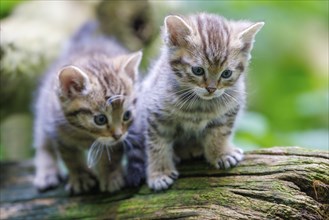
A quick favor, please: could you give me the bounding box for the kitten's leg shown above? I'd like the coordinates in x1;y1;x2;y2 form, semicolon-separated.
96;146;125;193
146;131;178;191
58;146;98;195
203;123;244;169
34;138;62;192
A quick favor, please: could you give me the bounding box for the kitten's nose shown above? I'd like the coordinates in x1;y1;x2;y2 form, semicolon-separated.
113;133;122;141
206;87;216;94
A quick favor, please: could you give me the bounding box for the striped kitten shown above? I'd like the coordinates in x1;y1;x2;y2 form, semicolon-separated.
33;23;142;194
131;13;264;191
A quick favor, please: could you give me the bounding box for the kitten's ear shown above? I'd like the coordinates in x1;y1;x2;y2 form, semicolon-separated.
123;51;142;81
164;15;192;47
238;22;264;52
58;65;90;98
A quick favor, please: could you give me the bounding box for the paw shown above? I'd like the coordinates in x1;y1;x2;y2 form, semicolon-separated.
99;171;125;193
34;168;63;192
65;170;98;195
147;170;179;191
215;147;244;169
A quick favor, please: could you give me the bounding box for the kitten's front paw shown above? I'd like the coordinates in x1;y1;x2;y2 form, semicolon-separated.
34;168;63;192
215;147;244;169
147;170;179;191
99;170;125;193
65;170;98;195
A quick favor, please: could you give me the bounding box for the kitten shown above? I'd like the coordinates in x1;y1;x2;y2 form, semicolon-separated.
33;22;142;194
129;13;264;191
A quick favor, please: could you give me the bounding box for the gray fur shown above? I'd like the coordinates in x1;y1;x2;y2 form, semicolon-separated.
128;13;264;191
33;22;142;194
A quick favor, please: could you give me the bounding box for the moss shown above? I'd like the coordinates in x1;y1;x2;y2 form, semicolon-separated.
2;147;328;219
116;187;234;218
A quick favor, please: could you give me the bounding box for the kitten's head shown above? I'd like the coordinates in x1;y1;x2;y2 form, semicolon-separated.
57;51;142;146
163;13;264;100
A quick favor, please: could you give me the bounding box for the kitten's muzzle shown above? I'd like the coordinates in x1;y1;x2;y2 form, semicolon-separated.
206;87;217;94
113;133;123;141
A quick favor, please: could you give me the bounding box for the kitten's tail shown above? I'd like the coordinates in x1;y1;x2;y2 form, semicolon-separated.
124;130;146;187
71;21;99;43
62;21;100;55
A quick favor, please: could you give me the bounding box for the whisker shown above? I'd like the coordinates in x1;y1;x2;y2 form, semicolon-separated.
173;90;192;109
180;92;196;110
123;139;133;151
223;92;239;105
228;88;247;95
189;94;199;110
108;94;125;104
186;93;197;110
87;141;104;168
171;87;192;96
105;144;111;162
177;92;194;110
170;89;193;101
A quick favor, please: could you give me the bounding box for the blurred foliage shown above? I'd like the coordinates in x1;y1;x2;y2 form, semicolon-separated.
0;0;23;19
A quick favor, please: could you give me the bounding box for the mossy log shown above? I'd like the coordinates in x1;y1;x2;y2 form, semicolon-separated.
0;147;328;219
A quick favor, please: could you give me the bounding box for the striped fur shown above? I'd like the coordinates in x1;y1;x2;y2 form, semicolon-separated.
129;13;264;191
33;23;142;194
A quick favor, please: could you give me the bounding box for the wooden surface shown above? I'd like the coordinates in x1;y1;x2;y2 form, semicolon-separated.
0;147;328;220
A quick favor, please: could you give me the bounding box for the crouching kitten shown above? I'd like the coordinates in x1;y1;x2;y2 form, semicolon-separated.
33;23;142;194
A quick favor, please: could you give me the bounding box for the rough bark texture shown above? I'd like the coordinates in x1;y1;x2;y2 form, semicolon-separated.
0;147;328;220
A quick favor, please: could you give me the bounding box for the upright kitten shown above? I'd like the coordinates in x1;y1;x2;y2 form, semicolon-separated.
129;13;264;191
33;22;142;194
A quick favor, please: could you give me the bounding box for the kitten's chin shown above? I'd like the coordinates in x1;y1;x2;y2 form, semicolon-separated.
196;89;224;100
199;95;216;100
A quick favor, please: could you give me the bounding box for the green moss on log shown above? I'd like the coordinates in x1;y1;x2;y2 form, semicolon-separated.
1;147;328;219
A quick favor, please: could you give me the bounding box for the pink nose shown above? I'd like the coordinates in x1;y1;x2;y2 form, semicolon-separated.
206;87;216;94
113;133;122;140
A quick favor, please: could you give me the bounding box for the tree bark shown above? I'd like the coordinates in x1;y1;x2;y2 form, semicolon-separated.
0;147;328;219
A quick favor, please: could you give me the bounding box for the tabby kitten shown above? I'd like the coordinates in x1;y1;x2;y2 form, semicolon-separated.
131;13;264;191
33;23;142;194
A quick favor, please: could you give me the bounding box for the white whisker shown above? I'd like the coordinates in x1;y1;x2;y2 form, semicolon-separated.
186;93;197;110
123;139;133;150
87;141;104;168
189;94;199;109
177;92;194;110
223;92;239;105
105;144;111;162
108;94;125;104
172;90;192;109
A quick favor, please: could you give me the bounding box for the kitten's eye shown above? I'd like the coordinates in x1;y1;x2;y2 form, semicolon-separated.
191;66;205;76
221;70;233;79
94;114;108;125
123;110;132;122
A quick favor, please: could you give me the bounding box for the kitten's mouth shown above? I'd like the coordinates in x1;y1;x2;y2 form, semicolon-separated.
200;94;215;100
201;95;215;100
194;88;224;100
199;89;224;100
200;92;221;100
97;133;127;146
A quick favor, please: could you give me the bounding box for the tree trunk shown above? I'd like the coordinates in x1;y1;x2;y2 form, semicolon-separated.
0;147;328;219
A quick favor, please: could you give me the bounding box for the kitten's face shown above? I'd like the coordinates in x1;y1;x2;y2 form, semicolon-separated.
164;14;264;100
58;52;142;146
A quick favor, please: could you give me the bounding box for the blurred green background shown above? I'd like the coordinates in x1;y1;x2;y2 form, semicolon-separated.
0;0;328;161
